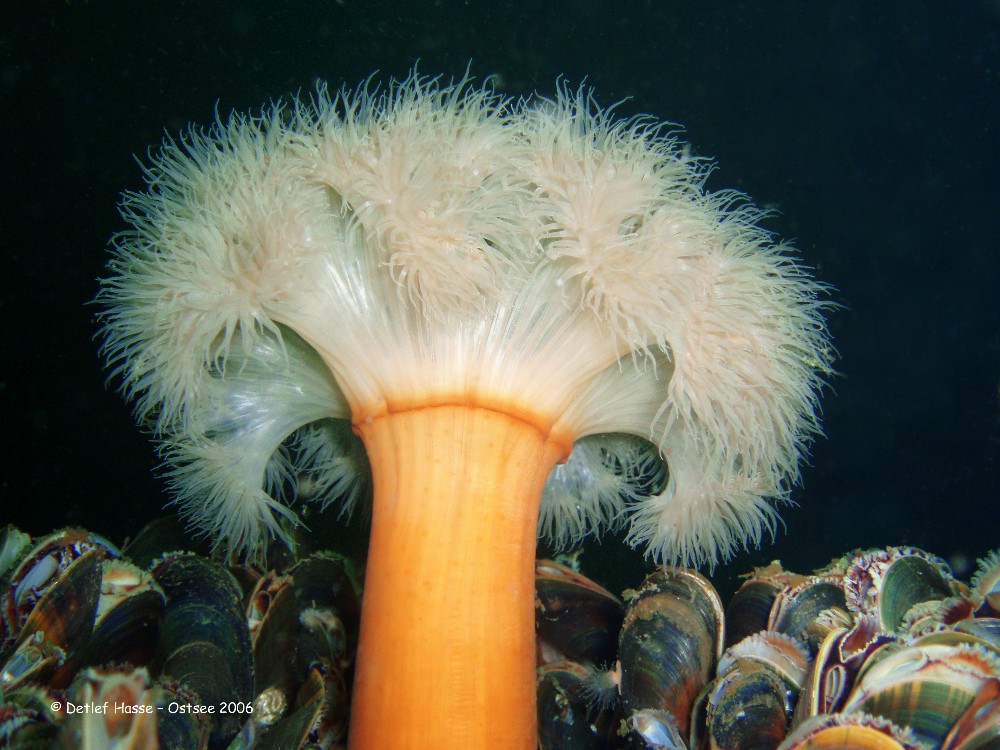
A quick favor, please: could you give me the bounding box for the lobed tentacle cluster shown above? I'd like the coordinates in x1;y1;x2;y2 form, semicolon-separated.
98;72;834;567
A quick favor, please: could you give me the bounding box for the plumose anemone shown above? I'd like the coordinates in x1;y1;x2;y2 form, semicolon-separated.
98;72;834;750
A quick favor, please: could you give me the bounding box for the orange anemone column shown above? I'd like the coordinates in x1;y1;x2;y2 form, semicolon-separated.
348;405;565;750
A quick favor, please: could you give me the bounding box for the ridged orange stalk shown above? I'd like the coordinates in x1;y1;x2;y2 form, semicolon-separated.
350;406;567;749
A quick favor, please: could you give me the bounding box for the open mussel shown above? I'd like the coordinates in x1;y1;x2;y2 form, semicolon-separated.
245;664;349;750
86;559;165;668
843;547;959;634
793;616;890;721
246;572;299;721
59;666;159;750
1;529;111;690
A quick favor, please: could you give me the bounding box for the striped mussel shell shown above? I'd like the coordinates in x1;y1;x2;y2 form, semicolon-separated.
840;633;1000;749
704;631;812;750
768;574;850;651
150;552;254;747
725;563;804;649
618;567;725;744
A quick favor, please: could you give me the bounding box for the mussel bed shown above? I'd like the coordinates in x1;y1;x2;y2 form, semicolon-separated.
1;521;998;750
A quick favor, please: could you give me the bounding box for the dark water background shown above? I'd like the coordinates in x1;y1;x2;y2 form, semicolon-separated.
2;2;998;597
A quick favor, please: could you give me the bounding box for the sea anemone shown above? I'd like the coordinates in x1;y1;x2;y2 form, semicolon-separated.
97;72;833;749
